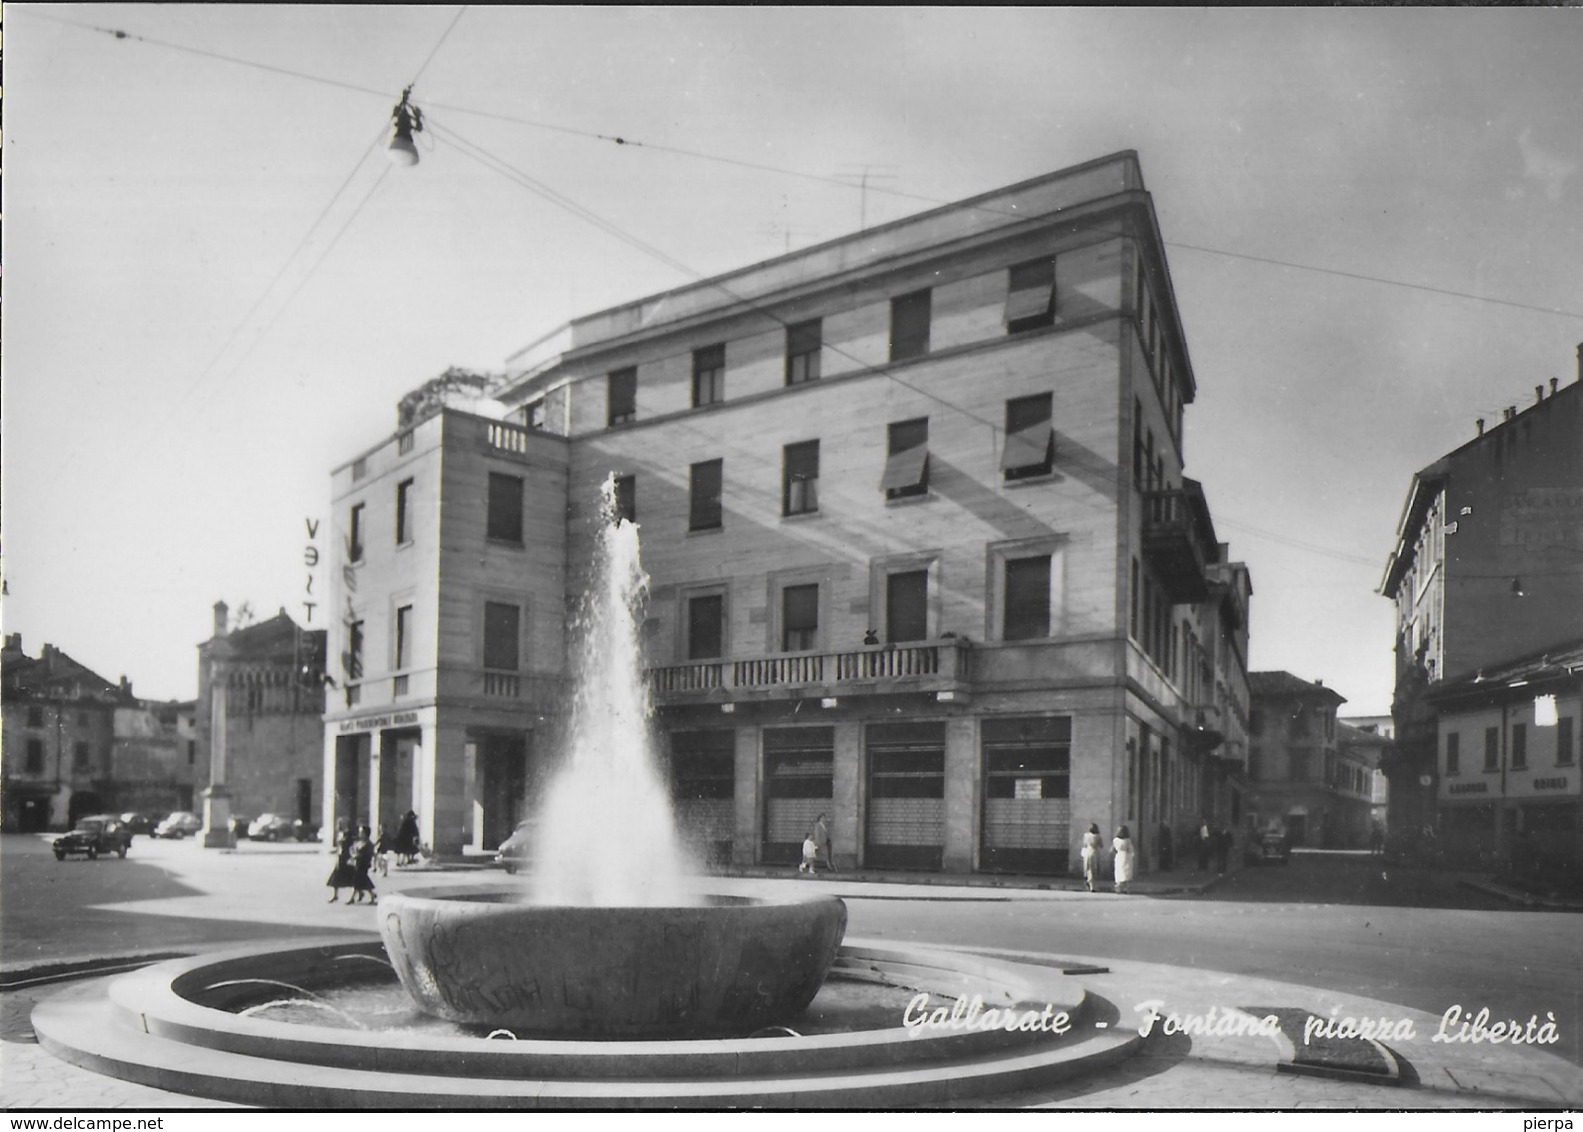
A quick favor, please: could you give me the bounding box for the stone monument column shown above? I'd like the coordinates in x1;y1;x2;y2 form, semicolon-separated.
201;644;237;849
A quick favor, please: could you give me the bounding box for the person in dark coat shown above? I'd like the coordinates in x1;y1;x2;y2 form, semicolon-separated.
395;810;421;866
349;823;378;905
325;824;356;903
1215;826;1232;874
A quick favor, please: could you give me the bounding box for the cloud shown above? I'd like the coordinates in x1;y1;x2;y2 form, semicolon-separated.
1517;128;1578;202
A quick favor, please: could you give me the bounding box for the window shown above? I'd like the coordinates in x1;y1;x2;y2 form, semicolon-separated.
394;605;412;670
395;479;414;544
1511;722;1527;769
886;570;929;643
487;473;524;544
889;290;931;362
349;503;365;563
612;474;636;524
483;602;521;671
1484;726;1499;771
783;440;820;516
1003;554;1052;640
524;399;546;430
881;417;929;500
689;459;723;531
26;739;44;774
782;584;819;651
607;367;637;426
1002;393;1054;480
687;594;725;660
187;740;196;766
692;344;725;407
786;319;821;385
1129;557;1140;640
26;705;42;728
1005;258;1056;332
1132;400;1145;491
398;431;415;455
73;742;89;772
1558;716;1575;766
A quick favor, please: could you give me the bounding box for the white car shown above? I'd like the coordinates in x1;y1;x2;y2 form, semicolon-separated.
248;813;296;841
153;811;202;839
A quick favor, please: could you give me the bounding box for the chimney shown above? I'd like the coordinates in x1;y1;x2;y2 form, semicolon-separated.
1576;342;1582;384
1476;418;1485;436
213;600;230;639
3;632;19;652
1551;377;1560;396
119;676;133;697
1536;385;1544;404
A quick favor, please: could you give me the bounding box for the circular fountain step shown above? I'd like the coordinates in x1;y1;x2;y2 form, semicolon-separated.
33;939;1140;1108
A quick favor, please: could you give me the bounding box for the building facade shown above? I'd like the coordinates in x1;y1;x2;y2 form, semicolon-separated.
324;151;1252;874
197;604;328;830
1245;671;1347;847
1;634;129;830
1427;640;1581;877
111;698;199;817
1381;355;1583;842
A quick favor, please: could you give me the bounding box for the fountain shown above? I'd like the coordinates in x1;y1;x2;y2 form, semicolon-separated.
29;479;1141;1105
377;478;847;1036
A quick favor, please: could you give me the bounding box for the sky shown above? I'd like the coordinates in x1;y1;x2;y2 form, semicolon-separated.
4;6;1581;713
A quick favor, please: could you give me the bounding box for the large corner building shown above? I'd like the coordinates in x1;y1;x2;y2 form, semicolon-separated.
323;151;1253;876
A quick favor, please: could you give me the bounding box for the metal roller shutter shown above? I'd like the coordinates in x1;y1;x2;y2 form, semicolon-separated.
762;727;834;865
981;716;1071;874
865;722;946;870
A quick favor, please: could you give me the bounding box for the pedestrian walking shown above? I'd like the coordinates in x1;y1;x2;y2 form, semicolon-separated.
1112;824;1135;894
1080;823;1103;892
813;812;837;873
349;823;378;905
395;810;422;866
325;824;356;903
1196;821;1212;872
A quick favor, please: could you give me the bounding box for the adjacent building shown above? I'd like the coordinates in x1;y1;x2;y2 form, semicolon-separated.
1425;641;1581;875
1;634;130;830
1245;671;1346;846
111;698;200;818
323;151;1253;875
197;604;328;830
1381;354;1583;849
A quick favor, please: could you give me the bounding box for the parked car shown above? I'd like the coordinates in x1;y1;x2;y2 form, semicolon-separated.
292;819;321;843
228;815;252;839
494;820;537;875
154;811;203;839
248;813;296;841
1243;824;1292;866
119;812;157;835
54;815;133;861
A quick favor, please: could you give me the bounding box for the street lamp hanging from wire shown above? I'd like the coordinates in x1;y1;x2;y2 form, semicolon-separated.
388;86;425;166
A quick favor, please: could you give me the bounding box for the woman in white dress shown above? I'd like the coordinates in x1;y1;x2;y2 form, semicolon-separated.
1080;823;1103;892
1112;824;1136;894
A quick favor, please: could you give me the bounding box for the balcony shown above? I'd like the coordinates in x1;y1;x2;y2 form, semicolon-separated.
1183;703;1225;753
650;638;972;706
1142;487;1213;603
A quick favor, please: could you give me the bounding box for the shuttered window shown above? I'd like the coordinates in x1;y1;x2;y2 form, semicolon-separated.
886;570;929;643
881;417;929;499
1005;258;1055;332
688;594;724;660
483;603;520;671
1001;393;1054;480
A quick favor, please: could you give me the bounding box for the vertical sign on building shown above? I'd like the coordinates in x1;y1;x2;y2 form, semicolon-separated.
303;518;321;624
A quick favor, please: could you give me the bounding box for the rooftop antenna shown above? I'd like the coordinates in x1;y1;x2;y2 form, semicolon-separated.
835;165;898;231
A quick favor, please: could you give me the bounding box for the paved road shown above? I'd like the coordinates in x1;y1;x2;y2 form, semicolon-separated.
4;834;1579;1075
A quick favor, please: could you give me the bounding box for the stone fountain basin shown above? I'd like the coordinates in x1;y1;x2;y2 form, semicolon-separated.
378;888;848;1037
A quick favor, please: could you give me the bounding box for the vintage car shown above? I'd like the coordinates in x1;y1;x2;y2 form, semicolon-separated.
248;813;296;841
54;815;133;861
494;820;537;875
153;811;203;839
119;811;157;835
1243;824;1292;866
